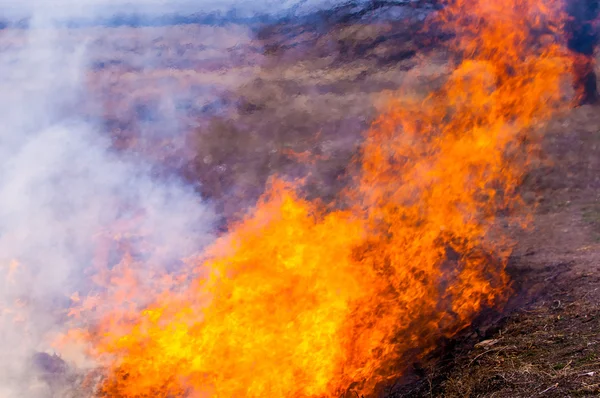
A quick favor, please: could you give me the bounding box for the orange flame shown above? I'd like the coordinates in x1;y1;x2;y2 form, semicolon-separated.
63;0;570;396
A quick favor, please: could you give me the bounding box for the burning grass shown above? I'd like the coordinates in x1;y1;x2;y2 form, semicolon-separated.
388;91;600;397
395;260;600;398
51;0;578;396
2;0;600;396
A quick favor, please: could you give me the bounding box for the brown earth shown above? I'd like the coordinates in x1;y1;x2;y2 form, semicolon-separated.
77;9;445;224
4;3;600;397
388;105;600;397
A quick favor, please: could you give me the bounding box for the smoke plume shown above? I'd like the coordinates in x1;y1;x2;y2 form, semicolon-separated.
0;7;216;397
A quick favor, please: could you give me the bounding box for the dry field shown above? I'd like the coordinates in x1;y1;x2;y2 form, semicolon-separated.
3;3;600;396
69;5;444;223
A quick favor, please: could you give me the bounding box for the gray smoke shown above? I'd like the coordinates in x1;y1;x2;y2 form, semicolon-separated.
0;0;368;19
0;9;216;398
0;0;378;396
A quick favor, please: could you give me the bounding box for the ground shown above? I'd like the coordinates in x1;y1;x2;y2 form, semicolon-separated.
389;106;600;397
4;3;600;397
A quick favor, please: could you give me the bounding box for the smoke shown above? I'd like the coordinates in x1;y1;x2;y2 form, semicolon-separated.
0;0;369;20
0;0;396;395
0;8;216;397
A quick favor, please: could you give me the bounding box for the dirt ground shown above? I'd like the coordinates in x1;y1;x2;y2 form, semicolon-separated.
6;3;600;397
387;105;600;397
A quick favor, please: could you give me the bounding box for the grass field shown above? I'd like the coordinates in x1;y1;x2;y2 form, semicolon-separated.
4;3;600;396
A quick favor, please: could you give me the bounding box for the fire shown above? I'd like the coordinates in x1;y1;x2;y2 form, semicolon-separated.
62;0;569;396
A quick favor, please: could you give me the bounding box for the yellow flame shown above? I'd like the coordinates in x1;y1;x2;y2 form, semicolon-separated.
61;0;570;396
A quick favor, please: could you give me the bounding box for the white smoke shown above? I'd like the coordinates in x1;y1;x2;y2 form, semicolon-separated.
0;0;360;17
0;0;383;395
0;9;216;398
0;0;366;19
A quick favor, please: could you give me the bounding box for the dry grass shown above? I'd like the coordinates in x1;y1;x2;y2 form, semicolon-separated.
385;88;600;397
28;13;447;225
5;5;600;397
427;272;600;398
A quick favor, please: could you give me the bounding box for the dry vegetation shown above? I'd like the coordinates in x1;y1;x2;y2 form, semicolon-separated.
73;5;448;222
3;2;600;396
387;106;600;397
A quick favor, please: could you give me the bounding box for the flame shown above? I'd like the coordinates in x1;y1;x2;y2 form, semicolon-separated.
63;0;570;396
